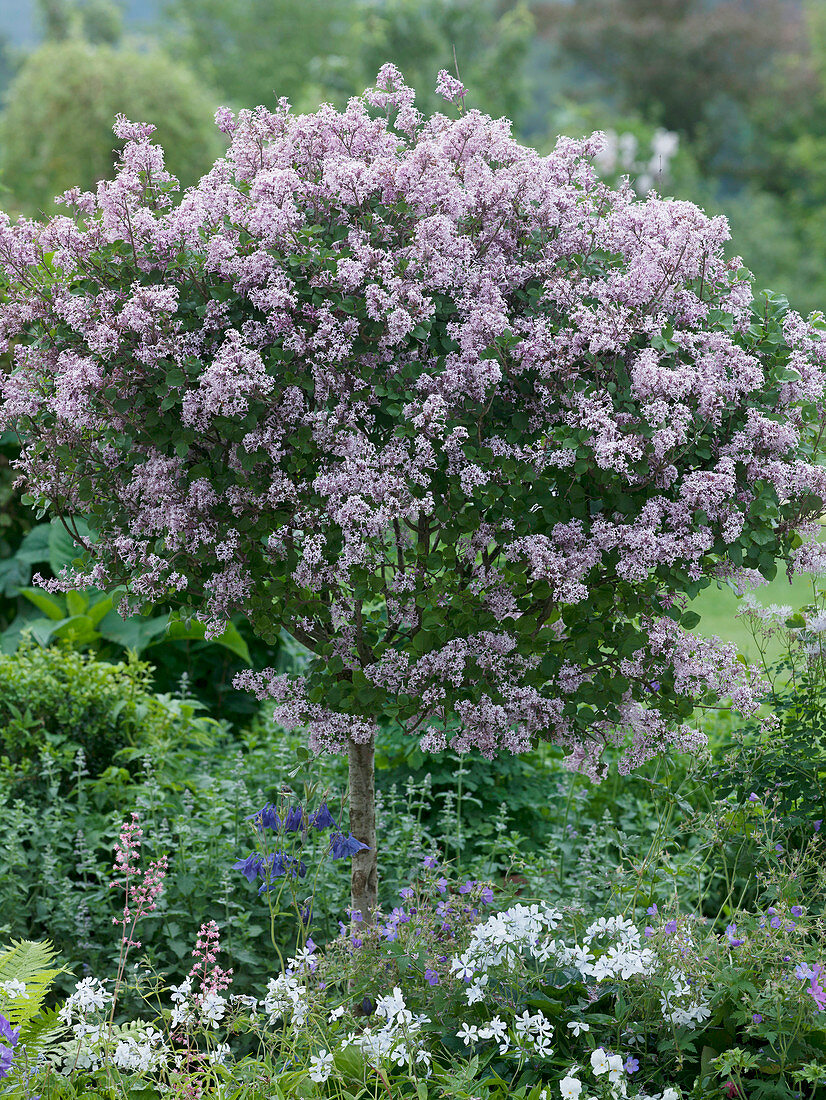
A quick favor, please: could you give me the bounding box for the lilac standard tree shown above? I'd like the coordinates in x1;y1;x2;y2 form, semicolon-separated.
2;66;826;919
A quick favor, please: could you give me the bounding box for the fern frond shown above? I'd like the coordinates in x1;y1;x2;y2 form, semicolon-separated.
0;940;64;1028
16;1006;63;1062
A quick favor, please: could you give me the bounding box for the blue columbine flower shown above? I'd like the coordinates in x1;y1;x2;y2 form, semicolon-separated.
0;1045;13;1080
330;833;370;859
310;803;336;830
232;852;264;883
257;852;307;892
246;803;281;831
283;806;304;832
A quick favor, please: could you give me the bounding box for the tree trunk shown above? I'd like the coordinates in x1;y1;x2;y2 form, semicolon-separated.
348;738;377;922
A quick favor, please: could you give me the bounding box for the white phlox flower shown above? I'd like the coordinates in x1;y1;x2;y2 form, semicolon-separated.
58;978;110;1024
308;1048;334;1083
0;980;27;999
263;974;310;1027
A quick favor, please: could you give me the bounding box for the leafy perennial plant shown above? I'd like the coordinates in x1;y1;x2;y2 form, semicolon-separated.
2;67;826;915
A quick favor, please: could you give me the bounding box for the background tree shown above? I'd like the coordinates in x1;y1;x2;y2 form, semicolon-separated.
0;35;222;215
163;0;532;121
2;69;826;919
163;0;361;112
536;0;802;141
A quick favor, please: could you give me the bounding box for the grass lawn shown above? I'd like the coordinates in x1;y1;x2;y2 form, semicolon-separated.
690;564;820;662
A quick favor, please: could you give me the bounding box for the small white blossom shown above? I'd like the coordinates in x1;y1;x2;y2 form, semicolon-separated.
308;1049;334;1083
0;980;26;999
457;1022;480;1046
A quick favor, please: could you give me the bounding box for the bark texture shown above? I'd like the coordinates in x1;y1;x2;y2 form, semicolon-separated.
348;737;377;920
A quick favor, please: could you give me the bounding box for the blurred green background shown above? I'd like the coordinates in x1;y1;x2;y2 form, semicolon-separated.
0;0;824;315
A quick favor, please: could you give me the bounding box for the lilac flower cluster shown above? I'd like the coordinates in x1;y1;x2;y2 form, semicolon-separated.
2;67;826;779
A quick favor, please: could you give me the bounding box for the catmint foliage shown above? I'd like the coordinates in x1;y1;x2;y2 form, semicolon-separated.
1;65;826;782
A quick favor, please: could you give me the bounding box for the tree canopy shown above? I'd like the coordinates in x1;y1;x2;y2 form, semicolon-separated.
3;68;826;912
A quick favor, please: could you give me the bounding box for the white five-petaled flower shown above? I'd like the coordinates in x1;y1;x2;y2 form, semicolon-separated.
483;1015;508;1041
457;1022;480;1046
566;1019;590;1036
375;986;407;1021
308;1049;334;1083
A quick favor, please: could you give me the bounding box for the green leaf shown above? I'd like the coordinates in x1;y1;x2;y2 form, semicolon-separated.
15;524;52;565
681;610;701;630
48;517;92;573
157;617;252;664
87;593;115;627
65;590;89;617
0;556;29;596
98;610;171;653
51;615;100;647
17;588;65;621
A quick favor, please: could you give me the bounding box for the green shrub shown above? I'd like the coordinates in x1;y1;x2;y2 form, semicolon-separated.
0;639;200;782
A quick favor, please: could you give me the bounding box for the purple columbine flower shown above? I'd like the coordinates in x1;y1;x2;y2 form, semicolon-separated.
330;833;370;859
247;802;282;831
309;803;336;830
424;968;439;986
283;806;304;832
232;852;264;883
